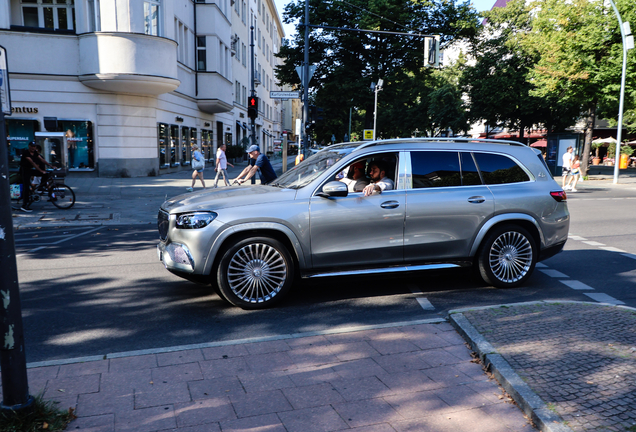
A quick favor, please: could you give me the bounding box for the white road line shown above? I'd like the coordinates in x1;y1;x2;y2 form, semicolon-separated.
560;280;595;291
582;241;606;246
535;262;548;268
621;253;636;260
415;297;435;311
583;293;625;305
600;246;627;253
17;226;103;257
568;235;587;241
539;269;569;278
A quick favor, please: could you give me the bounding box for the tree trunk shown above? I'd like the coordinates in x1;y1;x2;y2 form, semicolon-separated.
580;106;596;177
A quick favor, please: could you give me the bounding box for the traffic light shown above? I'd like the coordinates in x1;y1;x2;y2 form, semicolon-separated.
248;96;259;119
424;35;440;68
309;105;317;124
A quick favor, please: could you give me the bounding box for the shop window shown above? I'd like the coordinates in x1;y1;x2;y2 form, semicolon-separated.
181;126;191;165
5;119;39;172
59;120;94;170
201;129;213;161
158;123;169;168
20;0;75;31
170;125;179;166
144;0;160;36
190;128;198;161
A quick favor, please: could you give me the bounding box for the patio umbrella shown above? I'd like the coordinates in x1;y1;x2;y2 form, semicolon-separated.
530;139;547;147
591;137;617;144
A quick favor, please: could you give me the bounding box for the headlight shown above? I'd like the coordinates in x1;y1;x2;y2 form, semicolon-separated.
175;212;217;229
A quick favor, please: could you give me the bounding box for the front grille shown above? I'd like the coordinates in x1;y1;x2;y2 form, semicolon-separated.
158;210;169;241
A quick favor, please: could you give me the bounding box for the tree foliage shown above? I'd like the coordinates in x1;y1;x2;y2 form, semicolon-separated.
275;0;480;142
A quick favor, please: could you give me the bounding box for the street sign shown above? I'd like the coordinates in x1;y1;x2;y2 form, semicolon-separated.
0;45;11;115
364;129;374;140
270;91;300;99
295;65;316;84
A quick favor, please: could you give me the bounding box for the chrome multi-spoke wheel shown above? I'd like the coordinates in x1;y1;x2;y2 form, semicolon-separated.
217;237;293;309
479;225;536;288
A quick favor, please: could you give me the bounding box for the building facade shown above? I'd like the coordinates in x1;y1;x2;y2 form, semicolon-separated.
1;0;285;177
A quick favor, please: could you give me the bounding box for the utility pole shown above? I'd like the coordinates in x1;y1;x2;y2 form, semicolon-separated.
302;0;310;157
0;45;33;414
250;25;257;148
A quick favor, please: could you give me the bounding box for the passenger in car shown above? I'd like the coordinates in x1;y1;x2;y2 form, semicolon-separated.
363;160;394;196
340;161;370;192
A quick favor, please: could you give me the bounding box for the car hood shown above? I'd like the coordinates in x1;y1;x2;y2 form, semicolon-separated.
161;186;297;213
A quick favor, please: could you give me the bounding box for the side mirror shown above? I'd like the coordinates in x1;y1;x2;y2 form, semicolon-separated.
317;181;348;198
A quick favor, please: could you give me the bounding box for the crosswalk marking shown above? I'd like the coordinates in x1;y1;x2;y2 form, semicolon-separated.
560;280;595;291
539;269;569;278
415;297;435;311
582;241;605;246
583;293;625;305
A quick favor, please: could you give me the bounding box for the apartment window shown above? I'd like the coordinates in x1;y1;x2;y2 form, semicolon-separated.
235;81;241;104
234;0;239;14
241;1;246;24
87;0;100;31
21;0;75;31
242;43;246;67
144;0;160;36
197;36;206;70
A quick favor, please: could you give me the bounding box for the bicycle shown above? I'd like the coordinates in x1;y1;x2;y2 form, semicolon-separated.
10;169;76;210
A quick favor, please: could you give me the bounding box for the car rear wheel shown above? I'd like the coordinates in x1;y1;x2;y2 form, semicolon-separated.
217;237;294;309
478;225;537;288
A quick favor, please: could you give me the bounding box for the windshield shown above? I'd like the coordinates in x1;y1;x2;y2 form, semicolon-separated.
274;147;356;189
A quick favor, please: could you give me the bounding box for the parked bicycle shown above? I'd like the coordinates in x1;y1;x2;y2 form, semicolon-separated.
10;169;76;210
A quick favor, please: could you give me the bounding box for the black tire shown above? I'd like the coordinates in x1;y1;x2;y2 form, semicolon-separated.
478;224;537;288
217;237;294;309
49;184;75;209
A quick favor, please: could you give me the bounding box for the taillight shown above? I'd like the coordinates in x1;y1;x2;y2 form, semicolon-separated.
551;191;567;202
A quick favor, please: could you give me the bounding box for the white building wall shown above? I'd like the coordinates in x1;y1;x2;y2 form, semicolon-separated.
3;0;281;177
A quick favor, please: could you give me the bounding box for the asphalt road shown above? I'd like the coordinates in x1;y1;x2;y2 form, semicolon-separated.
14;181;636;363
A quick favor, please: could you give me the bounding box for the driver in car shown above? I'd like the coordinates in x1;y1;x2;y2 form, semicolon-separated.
340;161;370;192
363;160;394;196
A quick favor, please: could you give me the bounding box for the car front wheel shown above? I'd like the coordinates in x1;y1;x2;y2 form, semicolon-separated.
478;225;537;288
217;237;294;309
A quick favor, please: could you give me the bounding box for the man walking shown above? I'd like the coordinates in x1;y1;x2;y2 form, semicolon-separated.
233;145;277;185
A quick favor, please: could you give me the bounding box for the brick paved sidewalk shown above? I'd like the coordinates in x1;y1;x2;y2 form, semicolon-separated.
12;320;534;432
454;301;636;432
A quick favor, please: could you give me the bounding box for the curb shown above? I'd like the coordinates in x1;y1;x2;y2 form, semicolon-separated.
449;301;574;432
448;300;636;432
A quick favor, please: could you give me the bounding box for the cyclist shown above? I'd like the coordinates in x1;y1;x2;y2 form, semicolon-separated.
20;141;54;212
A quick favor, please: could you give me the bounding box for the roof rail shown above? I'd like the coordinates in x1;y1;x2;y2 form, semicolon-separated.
352;137;528;152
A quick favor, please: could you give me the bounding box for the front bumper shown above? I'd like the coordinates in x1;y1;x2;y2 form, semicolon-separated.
157;242;196;273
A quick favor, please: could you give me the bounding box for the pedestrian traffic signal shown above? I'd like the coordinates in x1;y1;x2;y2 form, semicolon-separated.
248;96;258;119
424;35;440;68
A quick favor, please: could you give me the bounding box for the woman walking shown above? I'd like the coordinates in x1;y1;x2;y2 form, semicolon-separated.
187;145;205;191
214;144;234;187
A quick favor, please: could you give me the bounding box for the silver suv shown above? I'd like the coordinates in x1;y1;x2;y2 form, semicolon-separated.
157;138;569;309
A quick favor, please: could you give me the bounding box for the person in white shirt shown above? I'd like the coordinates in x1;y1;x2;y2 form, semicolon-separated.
363;160;394;196
340;160;370;192
561;146;574;189
214;144;234;187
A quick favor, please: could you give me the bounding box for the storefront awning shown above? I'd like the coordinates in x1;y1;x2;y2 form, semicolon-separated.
530;139;547;148
236;121;247;130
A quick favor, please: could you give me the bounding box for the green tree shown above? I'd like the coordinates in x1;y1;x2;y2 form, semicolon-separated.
276;0;480;142
518;0;636;174
460;0;580;137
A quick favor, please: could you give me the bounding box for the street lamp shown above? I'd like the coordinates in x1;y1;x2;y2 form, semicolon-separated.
606;0;634;184
371;78;383;140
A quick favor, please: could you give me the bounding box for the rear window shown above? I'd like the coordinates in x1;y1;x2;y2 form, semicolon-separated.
473;153;530;184
411;151;461;188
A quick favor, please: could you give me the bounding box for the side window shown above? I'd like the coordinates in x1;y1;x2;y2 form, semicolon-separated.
460;152;482;186
411;151;461;188
473;153;530;184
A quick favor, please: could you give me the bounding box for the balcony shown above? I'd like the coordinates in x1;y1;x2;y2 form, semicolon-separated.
78;32;180;95
196;72;233;114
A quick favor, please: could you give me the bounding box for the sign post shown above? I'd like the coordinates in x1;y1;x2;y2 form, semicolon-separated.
282;134;288;173
0;45;34;414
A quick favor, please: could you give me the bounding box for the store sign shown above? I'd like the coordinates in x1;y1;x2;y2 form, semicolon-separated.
0;45;11;115
11;106;38;114
364;129;374;140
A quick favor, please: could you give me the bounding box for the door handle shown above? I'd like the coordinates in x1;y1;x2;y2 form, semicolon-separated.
381;201;400;209
468;196;485;203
